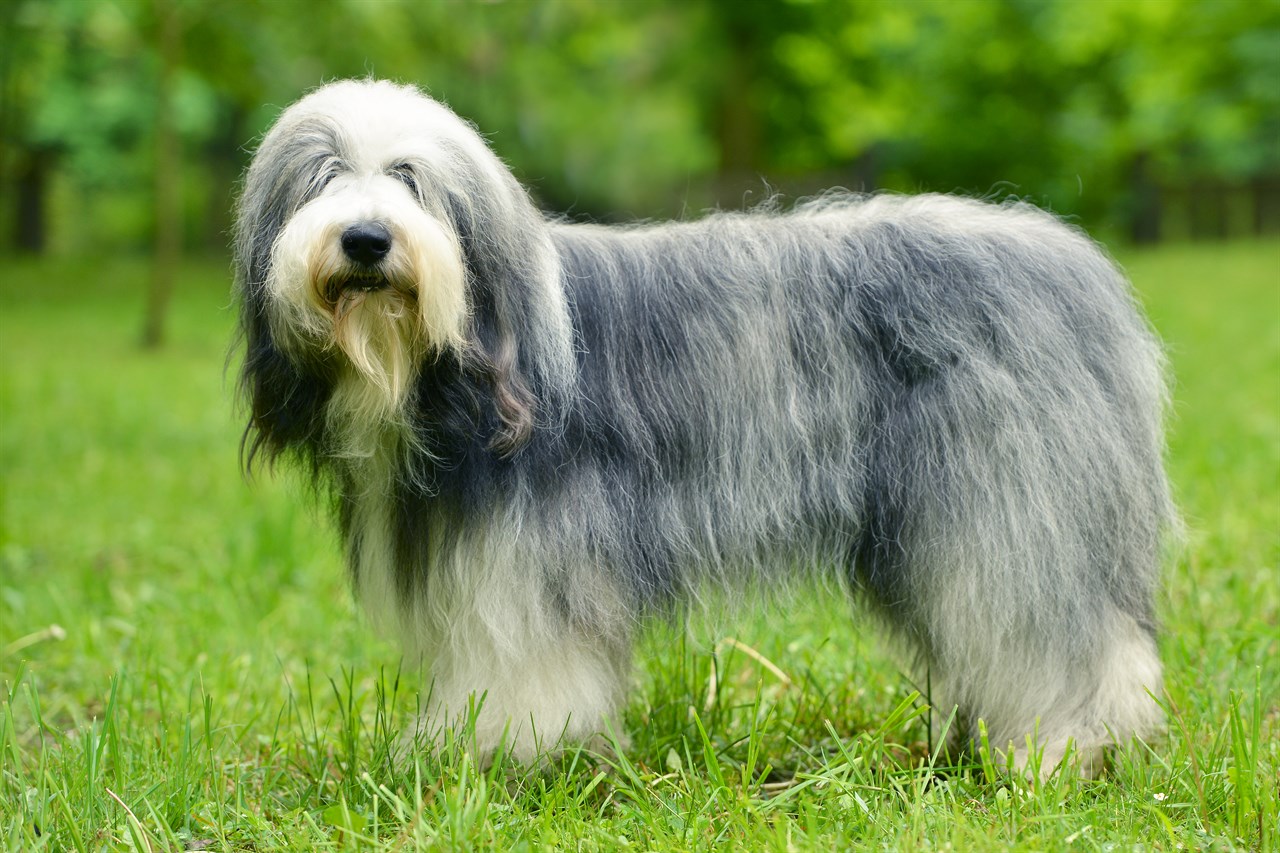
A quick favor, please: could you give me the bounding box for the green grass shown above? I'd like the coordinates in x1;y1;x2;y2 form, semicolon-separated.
1;241;1276;850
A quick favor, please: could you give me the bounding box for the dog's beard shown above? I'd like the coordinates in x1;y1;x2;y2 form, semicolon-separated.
330;286;420;408
295;238;425;413
303;233;465;415
321;285;427;461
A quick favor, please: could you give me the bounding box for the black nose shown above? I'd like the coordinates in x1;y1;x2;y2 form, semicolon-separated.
340;222;392;266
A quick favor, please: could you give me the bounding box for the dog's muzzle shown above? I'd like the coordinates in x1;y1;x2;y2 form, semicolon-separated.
333;221;394;296
341;221;392;279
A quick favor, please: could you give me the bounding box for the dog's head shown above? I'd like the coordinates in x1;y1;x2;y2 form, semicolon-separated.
235;80;574;465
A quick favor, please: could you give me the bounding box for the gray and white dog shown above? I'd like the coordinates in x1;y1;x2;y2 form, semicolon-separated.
234;79;1174;775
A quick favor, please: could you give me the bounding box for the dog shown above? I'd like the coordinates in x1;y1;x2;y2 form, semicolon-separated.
233;79;1174;776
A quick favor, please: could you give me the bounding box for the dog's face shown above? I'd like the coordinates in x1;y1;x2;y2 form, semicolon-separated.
247;81;476;408
237;80;577;458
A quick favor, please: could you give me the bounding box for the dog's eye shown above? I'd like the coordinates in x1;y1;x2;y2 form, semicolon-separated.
309;171;334;196
391;166;419;197
310;160;343;196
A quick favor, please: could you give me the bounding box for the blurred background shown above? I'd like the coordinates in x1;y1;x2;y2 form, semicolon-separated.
4;0;1279;264
0;9;1277;837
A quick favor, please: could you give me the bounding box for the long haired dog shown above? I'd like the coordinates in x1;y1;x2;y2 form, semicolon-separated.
234;79;1174;775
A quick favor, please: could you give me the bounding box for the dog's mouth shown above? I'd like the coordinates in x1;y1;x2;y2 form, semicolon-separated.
320;269;419;335
324;271;392;304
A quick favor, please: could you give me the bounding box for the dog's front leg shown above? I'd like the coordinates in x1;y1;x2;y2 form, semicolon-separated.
414;611;632;763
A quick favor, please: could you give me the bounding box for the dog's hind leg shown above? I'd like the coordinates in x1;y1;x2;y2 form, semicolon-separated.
856;370;1167;777
920;601;1163;778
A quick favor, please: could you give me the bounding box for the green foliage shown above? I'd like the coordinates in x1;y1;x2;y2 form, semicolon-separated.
2;0;1278;251
0;242;1277;848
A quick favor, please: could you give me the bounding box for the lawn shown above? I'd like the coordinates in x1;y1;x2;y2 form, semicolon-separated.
1;240;1276;850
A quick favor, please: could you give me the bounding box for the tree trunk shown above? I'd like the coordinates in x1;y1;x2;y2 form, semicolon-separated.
1128;151;1161;245
853;144;880;192
714;25;761;207
1189;180;1228;241
203;102;245;252
141;0;181;349
14;148;50;253
1250;174;1280;237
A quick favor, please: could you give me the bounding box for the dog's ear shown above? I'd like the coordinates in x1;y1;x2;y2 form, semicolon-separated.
232;129;337;475
233;266;334;475
481;329;536;455
443;186;540;455
237;330;333;474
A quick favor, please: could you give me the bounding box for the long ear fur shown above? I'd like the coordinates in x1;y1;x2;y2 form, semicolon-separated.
441;175;561;455
234;308;333;476
232;117;342;475
475;328;536;455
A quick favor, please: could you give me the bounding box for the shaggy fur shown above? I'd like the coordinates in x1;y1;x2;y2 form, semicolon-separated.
234;79;1175;775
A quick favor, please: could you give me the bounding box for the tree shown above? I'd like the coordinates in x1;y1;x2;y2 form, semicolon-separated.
141;0;181;349
4;0;1277;263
